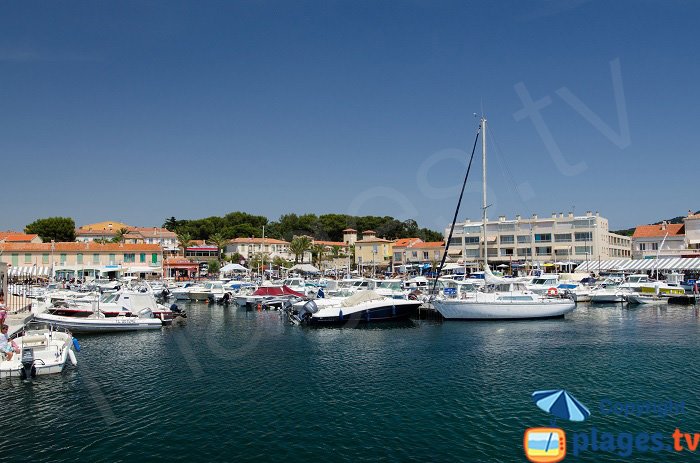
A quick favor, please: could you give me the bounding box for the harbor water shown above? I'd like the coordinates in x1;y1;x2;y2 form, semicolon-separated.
2;301;700;462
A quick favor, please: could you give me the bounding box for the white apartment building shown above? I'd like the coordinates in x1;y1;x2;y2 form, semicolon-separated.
445;211;631;265
631;212;700;259
225;238;294;262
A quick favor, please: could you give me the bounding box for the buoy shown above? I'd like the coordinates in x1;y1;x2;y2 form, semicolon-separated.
68;349;78;366
72;337;81;352
547;287;559;297
257;303;262;311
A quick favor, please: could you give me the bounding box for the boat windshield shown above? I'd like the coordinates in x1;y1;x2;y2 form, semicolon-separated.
376;281;402;291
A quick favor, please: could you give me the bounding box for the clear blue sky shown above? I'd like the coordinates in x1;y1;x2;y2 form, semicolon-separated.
1;0;698;233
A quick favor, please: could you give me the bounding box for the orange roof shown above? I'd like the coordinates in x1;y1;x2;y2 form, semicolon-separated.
313;240;347;247
632;223;685;238
393;238;422;248
413;241;445;249
230;237;289;245
362;230;376;234
0;242;161;252
0;232;39;242
342;228;357;232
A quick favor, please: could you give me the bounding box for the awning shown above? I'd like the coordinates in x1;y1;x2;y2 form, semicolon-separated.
124;266;163;274
575;257;700;273
447;248;463;255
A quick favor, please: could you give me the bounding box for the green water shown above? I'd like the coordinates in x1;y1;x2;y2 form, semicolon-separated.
2;302;700;462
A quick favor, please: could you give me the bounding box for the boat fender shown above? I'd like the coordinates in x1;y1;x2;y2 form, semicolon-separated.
257;303;262;311
338;309;343;320
68;349;78;366
392;305;396;316
547;287;558;297
72;337;81;352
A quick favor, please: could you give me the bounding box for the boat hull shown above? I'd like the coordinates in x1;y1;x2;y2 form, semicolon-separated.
34;313;163;333
308;301;421;325
432;300;575;320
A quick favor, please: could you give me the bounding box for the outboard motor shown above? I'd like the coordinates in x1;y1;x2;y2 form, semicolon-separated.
170;303;187;318
296;300;320;321
20;347;37;380
138;308;154;318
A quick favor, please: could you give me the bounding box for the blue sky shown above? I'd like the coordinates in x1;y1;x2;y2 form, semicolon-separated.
1;0;698;233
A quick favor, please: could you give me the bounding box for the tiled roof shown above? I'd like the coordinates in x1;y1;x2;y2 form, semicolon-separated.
362;230;376;234
355;237;391;243
632;224;685;238
342;228;357;232
230;237;289;245
413;241;445;249
686;214;700;220
313;240;346;247
0;242;162;252
393;238;422;248
0;232;39;242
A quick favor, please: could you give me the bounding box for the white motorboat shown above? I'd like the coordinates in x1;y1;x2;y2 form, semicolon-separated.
33;311;163;333
626;293;668;305
527;274;561;295
188;281;227;302
237;285;306;309
589;279;631;303
286;290;422;325
430;117;575;321
1;327;78;379
171;282;200;301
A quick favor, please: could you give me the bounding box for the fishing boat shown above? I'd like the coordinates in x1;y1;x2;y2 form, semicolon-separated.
1;326;78;379
431;117;575;320
285;290;422;325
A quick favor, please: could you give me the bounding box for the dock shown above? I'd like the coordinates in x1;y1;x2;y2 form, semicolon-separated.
668;294;700;305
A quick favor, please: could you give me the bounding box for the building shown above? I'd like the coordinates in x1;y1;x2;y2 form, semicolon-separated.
0;232;42;243
685;213;700;253
342;228;358;246
0;242;163;279
225;237;292;262
352;230;392;269
185;242;220;263
445;211;632;267
76;221;179;256
631;222;686;259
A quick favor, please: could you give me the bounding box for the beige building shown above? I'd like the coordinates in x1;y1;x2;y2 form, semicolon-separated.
352;230;392;269
76;221;178;255
392;238;446;267
445;211;632;266
225;237;293;262
0;232;42;244
0;242;163;279
631;212;700;259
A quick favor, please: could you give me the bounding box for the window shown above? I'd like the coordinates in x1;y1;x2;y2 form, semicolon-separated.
93;253;100;264
449;237;462;245
536;246;552;256
11;253;18;266
500;235;515;244
140;253;146;263
465;236;480;244
394;252;402;261
463;226;481;234
517;248;531;257
423;251;429;260
554;249;570;256
42;253;49;264
554;233;572;242
152;253;158;264
412;251;418;258
24;253;31;264
464;249;480;257
517;235;531;244
434;250;440;259
60;253;67;264
575;246;592;255
77;253;83;264
124;253;135;263
651;243;659;251
109;253;116;264
575;232;592;241
639;243;646;251
535;234;551;243
499;223;516;231
502;248;514;256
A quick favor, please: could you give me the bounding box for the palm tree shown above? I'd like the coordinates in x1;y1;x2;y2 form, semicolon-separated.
289;236;312;264
176;231;192;257
208;233;229;263
113;227;130;243
330;245;342;259
311;244;326;270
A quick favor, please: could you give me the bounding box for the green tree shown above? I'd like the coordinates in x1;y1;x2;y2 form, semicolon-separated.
24;217;76;242
176;231;192;256
330;245;342;259
208;259;221;274
208;233;229;263
163;216;178;230
228;252;244;264
289;236;312;264
310;244;326;270
112;227;130;243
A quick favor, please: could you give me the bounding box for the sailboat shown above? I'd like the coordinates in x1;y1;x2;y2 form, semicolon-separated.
432;117;576;320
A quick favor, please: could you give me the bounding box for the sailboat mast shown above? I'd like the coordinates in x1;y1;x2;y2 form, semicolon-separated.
481;117;488;269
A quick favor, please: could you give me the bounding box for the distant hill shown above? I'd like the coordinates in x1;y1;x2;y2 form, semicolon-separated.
611;210;700;236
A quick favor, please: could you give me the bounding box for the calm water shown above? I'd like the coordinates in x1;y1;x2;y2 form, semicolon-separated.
2;301;700;462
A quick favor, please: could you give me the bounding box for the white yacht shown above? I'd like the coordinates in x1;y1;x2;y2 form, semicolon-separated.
527;274;561;295
431;117;575;320
589;279;631;303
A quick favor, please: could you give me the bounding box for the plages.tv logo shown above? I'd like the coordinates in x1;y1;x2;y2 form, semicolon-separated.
524;389;591;463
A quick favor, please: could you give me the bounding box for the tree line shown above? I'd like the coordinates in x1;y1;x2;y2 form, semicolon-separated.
162;212;444;243
21;213;444;245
